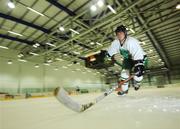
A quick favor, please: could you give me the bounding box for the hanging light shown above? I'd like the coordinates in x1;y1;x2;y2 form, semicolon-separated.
7;0;15;9
97;0;104;7
59;26;65;32
90;5;97;12
176;3;180;9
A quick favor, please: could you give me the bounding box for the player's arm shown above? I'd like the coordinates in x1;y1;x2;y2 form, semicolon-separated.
105;40;122;66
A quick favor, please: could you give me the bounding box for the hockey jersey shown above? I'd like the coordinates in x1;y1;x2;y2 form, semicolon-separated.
107;36;146;61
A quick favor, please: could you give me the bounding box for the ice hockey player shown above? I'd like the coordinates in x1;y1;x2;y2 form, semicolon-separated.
107;25;148;95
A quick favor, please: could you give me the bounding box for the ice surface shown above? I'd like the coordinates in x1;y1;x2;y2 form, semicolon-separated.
1;86;180;129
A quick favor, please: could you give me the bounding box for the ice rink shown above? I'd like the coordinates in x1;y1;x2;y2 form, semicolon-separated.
1;86;180;129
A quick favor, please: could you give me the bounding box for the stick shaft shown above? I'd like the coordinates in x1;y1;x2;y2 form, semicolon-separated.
81;75;134;111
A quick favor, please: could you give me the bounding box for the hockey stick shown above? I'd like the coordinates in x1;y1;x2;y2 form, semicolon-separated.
54;75;134;112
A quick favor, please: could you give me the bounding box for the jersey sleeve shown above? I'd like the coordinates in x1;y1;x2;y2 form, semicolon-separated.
107;40;119;57
127;37;145;60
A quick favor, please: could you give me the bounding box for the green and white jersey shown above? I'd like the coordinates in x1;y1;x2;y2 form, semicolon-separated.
107;36;146;60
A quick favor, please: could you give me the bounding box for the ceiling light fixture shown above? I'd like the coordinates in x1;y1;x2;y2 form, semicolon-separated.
18;53;24;58
7;0;15;9
90;42;95;45
130;28;135;33
55;58;63;61
33;43;40;48
176;4;180;9
107;5;117;14
69;28;80;34
46;42;56;47
73;51;80;55
0;45;9;49
47;59;52;63
140;41;146;45
27;7;44;16
44;63;50;66
18;59;27;62
29;52;39;56
8;31;23;36
62;66;68;69
7;60;13;64
35;64;39;68
59;26;65;32
96;42;103;46
90;5;97;11
97;0;104;7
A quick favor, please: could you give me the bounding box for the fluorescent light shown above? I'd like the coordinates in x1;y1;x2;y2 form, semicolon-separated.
7;60;12;64
27;7;44;16
18;53;24;58
47;59;52;63
59;26;65;31
107;5;117;14
33;43;40;48
69;28;80;34
140;41;146;45
0;46;9;49
35;64;39;68
96;42;103;46
8;31;23;36
55;58;63;61
158;59;162;62
176;4;180;9
33;45;37;48
90;5;97;11
44;63;50;66
18;59;27;62
62;66;68;69
90;42;95;45
97;0;104;7
130;28;135;33
8;0;15;9
29;52;39;56
73;51;80;55
161;67;167;70
46;42;56;47
148;49;153;53
67;64;73;67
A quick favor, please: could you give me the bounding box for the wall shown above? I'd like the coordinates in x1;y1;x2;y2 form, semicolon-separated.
0;51;105;94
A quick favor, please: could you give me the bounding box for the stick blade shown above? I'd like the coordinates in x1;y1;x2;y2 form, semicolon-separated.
55;87;83;112
54;87;95;112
